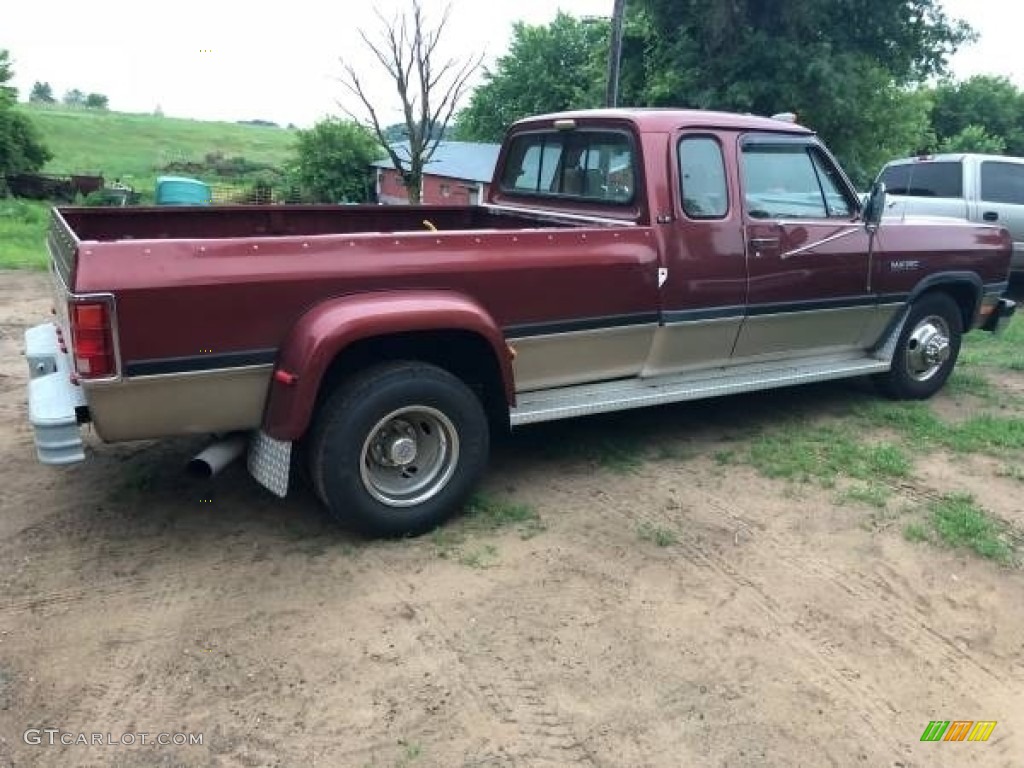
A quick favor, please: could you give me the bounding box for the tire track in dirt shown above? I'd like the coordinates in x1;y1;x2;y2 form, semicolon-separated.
689;474;1005;683
364;550;598;768
568;474;994;757
7;578;199;768
610;463;1022;764
625;501;900;739
738;393;1021;682
461;658;597;767
0;509;163;616
0;583;141;614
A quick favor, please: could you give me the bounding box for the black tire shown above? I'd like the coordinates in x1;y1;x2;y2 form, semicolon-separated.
307;361;489;537
874;292;963;400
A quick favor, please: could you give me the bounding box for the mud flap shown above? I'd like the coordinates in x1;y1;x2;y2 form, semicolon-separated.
872;308;909;364
247;430;291;498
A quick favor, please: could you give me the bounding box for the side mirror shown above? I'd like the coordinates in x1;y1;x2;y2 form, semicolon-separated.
863;181;887;231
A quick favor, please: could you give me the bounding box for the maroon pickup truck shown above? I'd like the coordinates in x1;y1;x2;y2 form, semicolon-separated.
26;108;1016;536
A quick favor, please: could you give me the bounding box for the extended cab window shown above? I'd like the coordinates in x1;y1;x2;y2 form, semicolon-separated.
679;136;728;218
500;130;635;204
741;143;855;219
981;161;1024;205
879;161;963;198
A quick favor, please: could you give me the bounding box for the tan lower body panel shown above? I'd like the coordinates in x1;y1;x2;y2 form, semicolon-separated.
511;305;901;394
641;318;742;377
731;306;875;361
511;325;656;393
85;365;272;442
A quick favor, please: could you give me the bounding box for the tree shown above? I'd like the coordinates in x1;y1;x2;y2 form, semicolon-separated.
938;124;1007;154
930;76;1024;155
84;92;109;109
29;81;54;104
0;50;52;178
456;13;608;142
338;0;482;203
0;50;16;104
619;0;973;184
289;118;381;203
63;89;85;107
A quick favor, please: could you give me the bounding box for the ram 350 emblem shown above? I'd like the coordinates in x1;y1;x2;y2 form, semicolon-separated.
890;260;921;272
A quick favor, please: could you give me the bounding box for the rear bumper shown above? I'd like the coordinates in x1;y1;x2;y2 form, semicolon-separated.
981;298;1017;334
25;322;87;465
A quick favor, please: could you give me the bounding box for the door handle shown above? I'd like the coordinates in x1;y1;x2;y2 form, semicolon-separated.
983;211;999;222
749;237;779;257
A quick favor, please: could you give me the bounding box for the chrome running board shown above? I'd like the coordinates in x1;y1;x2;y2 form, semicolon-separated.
510;353;891;426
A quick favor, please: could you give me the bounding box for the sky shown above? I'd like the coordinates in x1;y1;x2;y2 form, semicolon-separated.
3;0;1020;128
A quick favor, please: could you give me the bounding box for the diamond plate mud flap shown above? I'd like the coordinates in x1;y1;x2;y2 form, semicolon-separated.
247;430;291;498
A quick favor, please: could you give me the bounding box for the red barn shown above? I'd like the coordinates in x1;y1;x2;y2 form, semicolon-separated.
373;141;502;205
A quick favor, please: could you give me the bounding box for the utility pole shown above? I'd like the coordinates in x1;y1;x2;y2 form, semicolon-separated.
605;0;626;107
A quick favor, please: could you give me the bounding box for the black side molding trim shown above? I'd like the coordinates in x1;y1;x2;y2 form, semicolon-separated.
745;294;879;316
124;348;278;377
665;295;903;325
504;312;660;339
662;305;746;323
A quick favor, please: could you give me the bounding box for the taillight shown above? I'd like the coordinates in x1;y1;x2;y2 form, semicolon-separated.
69;300;116;379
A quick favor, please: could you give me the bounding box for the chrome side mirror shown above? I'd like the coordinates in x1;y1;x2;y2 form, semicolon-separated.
863;181;886;231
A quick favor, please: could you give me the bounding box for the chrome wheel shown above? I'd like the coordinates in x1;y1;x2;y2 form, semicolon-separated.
359;406;459;508
905;314;952;382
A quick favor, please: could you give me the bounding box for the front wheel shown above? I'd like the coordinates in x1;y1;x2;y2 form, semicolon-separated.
308;361;490;537
874;293;963;400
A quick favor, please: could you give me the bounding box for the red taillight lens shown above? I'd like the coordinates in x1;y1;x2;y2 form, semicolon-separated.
69;300;116;378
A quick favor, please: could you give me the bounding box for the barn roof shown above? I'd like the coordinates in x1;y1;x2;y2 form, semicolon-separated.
372;141;502;184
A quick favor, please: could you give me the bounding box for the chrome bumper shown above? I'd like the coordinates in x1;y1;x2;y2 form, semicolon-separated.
25;322;87;464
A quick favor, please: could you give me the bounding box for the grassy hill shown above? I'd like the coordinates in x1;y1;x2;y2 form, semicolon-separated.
23;105;298;191
2;106;299;269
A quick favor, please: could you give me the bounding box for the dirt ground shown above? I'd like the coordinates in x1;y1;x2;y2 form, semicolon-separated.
0;270;1022;768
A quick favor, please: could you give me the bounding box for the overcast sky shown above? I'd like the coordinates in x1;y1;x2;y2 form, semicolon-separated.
3;0;1019;128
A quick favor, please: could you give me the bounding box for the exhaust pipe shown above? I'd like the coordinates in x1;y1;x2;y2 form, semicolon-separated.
188;434;247;478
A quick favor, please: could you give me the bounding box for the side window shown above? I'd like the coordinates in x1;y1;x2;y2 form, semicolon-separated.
499;130;635;204
741;144;827;219
878;161;963;198
981;162;1024;205
679;136;728;218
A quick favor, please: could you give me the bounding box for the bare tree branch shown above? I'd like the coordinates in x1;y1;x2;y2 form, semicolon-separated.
337;0;481;203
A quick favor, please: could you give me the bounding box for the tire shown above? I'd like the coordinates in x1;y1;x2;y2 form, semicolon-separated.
307;361;489;537
874;292;963;400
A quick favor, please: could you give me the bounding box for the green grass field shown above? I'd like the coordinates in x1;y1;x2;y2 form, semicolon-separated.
0;199;50;269
22;104;297;191
1;106;299;269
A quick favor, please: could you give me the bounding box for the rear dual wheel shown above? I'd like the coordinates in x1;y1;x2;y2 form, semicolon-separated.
308;361;489;537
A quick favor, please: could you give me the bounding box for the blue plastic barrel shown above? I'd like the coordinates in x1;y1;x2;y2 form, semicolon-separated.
155;176;212;205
